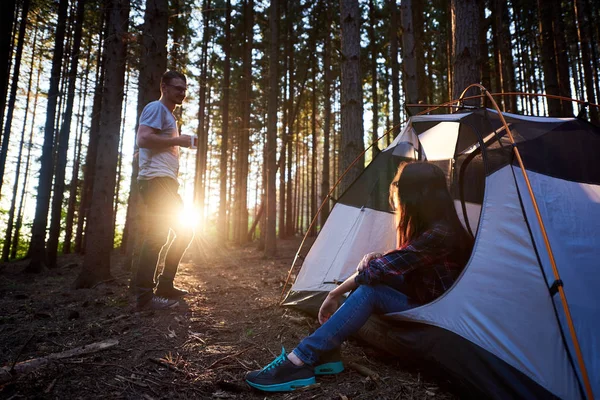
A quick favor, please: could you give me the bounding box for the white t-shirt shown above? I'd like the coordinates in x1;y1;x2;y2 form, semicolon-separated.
137;100;180;181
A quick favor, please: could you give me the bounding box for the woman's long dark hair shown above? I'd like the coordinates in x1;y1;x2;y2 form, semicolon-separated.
389;162;473;250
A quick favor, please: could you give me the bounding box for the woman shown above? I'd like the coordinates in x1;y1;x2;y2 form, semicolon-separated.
245;162;474;392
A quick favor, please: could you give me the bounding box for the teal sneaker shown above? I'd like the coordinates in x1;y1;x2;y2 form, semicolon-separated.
314;348;344;375
245;348;316;392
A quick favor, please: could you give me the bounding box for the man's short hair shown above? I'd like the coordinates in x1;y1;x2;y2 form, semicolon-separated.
161;71;186;85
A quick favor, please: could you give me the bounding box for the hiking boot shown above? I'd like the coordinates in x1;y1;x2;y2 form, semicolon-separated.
155;285;188;299
137;295;179;311
314;348;344;375
245;348;316;392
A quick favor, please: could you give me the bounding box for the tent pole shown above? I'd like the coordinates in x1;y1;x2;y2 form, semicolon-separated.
459;83;595;400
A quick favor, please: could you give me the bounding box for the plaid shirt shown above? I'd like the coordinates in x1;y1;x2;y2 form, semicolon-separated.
355;223;468;304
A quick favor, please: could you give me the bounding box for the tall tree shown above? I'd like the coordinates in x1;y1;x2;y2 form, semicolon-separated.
194;0;212;235
26;0;69;273
451;0;481;105
492;0;517;111
339;0;365;192
0;0;17;132
368;0;379;158
218;0;232;240
3;19;37;261
234;0;253;244
47;0;86;268
76;0;130;287
574;0;599;124
264;0;278;256
400;0;417;110
320;0;332;227
12;38;43;260
551;0;572;115
536;0;562;115
123;0;168;269
0;0;30;199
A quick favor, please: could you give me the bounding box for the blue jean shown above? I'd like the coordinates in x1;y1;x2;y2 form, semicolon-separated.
292;284;419;365
135;177;194;302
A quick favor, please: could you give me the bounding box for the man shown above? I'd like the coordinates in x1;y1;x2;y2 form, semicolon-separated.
135;70;194;310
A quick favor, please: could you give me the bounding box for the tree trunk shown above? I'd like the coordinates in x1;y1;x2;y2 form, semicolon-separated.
479;0;491;108
76;0;130;288
536;0;562;115
2;19;37;261
64;32;93;255
12;39;43;260
194;0;211;234
233;0;252;245
26;0;69;273
265;0;278;256
369;0;379;158
309;57;317;237
574;0;599;124
113;66;129;248
451;0;481;105
493;0;517;111
320;0;332;228
218;0;231;241
123;0;168;272
0;0;30;199
0;0;17;135
47;0;86;268
391;0;402;130
551;0;572;116
284;3;295;237
339;0;365;193
413;0;426;103
75;7;108;254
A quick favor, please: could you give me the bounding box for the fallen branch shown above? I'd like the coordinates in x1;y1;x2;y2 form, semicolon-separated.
205;347;253;370
0;339;119;384
148;357;185;374
348;361;380;380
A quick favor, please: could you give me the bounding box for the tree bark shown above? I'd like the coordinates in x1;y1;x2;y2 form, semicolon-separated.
12;38;43;260
320;0;332;228
194;0;211;234
551;0;572;116
64;32;93;255
369;0;379;158
536;0;562;115
0;0;30;199
47;0;86;268
26;0;69;273
339;0;365;193
264;0;278;256
574;0;599;124
76;0;130;288
233;0;253;245
2;19;36;261
451;0;481;105
75;7;108;254
123;0;168;271
0;0;17;135
218;0;232;241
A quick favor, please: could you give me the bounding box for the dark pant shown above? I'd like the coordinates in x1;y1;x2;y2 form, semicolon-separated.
135;177;194;301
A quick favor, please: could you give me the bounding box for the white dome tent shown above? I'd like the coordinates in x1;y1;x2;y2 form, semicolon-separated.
281;91;600;399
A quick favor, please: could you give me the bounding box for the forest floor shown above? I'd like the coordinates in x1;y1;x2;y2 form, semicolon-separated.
0;237;459;400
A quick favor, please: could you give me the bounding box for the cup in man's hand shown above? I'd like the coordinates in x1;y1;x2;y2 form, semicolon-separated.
190;135;198;149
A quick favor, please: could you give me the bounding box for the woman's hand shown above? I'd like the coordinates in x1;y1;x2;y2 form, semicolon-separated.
318;293;342;325
356;252;383;273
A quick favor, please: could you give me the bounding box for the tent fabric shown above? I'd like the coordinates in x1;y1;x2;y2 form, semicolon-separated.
514;170;600;396
395;166;581;399
282;108;599;399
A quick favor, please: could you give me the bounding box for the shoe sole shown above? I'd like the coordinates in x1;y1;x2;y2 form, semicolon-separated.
314;361;344;375
245;377;316;392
